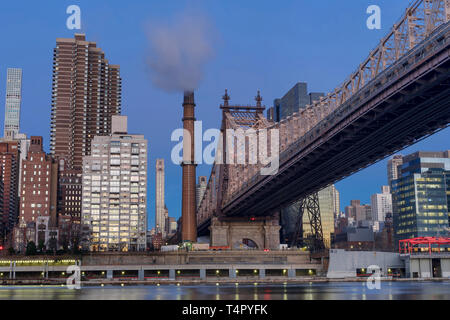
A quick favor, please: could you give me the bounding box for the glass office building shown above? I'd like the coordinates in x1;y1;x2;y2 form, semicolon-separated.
4;68;22;139
280;185;338;248
392;151;450;243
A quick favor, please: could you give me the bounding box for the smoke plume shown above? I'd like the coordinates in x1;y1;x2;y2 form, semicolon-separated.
146;10;216;93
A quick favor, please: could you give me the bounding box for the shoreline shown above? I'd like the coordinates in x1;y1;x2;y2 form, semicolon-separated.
1;277;449;287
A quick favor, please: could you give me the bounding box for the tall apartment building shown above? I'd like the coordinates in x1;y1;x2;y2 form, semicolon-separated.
0;140;20;242
392;151;450;243
155;159;166;236
196;176;207;209
4;68;22;140
331;185;340;218
370;186;393;222
50;34;121;170
50;34;121;224
387;155;403;187
81;116;147;252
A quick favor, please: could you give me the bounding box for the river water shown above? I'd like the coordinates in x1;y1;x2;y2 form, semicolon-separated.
0;281;449;300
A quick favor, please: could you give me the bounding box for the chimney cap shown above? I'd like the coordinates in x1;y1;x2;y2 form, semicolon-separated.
183;91;195;106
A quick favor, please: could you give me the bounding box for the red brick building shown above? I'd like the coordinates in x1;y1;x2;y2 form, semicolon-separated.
19;137;58;226
0;140;20;244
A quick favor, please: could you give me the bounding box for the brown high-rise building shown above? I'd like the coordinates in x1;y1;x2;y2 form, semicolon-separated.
57;158;82;219
50;33;121;170
50;34;121;219
19;137;58;226
0;140;20;242
181;91;197;242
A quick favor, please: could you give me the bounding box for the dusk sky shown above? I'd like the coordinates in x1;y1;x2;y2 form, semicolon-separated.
0;0;448;229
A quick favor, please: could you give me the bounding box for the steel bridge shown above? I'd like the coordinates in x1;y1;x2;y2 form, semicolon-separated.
196;0;450;247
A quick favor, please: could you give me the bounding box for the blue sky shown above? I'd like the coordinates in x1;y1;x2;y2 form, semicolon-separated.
0;0;448;228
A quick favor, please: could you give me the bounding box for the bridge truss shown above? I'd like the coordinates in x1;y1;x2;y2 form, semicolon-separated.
196;0;450;248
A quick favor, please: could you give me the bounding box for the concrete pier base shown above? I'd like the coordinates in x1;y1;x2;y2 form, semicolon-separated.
210;216;280;250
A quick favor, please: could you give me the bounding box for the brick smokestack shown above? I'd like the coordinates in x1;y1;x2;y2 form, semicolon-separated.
181;91;197;242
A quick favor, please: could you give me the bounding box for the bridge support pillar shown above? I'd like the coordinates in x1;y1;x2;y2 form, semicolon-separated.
169;269;176;280
106;270;113;280
210;216;280;250
229;268;236;279
138;269;144;281
200;269;206;280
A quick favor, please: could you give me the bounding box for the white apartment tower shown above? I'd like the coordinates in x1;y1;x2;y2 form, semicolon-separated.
155;159;166;236
4;68;22;139
370;185;393;222
81;116;147;252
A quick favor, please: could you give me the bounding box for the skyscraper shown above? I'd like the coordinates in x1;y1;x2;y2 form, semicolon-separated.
387;155;403;187
331;185;340;219
370;186;393;222
155;159;166;236
4;68;22;140
50;34;121;170
81;116;147;252
392;151;450;243
50;34;121;221
267;82;324;122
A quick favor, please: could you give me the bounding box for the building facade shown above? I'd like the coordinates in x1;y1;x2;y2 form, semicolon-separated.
155;159;166;236
345;200;372;225
4;68;22;140
392;151;450;244
281;185;338;248
57;158;82;219
370;186;393;222
388;155;403;187
0;140;20;242
19;137;58;225
81;116;147;252
50;34;121;226
267;82;324;121
50;34;121;170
